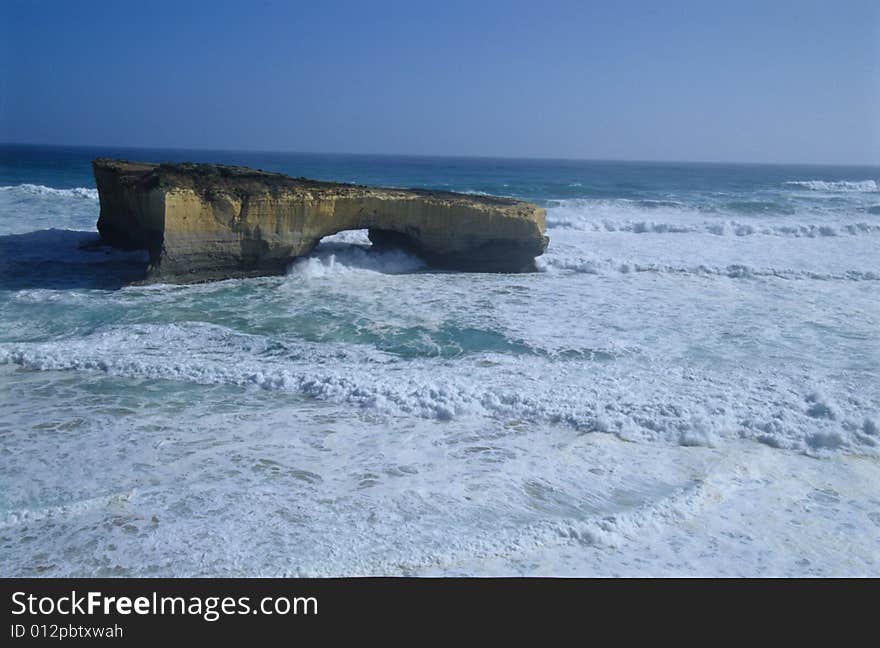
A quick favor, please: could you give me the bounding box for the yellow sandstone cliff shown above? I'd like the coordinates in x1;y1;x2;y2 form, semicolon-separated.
93;158;548;283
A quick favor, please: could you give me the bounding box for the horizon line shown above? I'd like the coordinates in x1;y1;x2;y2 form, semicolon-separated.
2;140;879;170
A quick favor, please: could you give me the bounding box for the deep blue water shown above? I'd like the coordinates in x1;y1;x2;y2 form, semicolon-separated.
3;143;878;207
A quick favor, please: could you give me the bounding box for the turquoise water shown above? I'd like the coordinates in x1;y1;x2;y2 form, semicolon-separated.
1;145;879;576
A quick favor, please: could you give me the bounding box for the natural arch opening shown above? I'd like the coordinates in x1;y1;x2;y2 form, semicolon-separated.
287;228;426;277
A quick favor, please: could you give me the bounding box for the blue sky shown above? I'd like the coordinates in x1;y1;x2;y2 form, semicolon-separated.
1;0;878;164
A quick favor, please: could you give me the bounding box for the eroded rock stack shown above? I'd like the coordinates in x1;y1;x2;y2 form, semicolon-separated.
93;158;548;283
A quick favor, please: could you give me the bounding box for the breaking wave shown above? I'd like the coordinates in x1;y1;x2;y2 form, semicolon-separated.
545;198;880;237
536;253;880;282
784;180;878;193
0;184;99;200
287;237;425;278
0;321;875;457
547;217;880;237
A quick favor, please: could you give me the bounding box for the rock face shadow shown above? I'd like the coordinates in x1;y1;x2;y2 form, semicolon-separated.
0;229;150;290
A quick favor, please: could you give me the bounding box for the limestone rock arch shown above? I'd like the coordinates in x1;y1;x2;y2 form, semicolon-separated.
93;159;548;283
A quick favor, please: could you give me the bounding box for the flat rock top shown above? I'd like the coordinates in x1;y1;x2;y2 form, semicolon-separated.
93;158;529;210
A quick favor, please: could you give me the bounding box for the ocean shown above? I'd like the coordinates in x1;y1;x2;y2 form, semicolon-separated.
1;144;878;576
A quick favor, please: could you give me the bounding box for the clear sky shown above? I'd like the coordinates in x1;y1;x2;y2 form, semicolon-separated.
1;0;878;164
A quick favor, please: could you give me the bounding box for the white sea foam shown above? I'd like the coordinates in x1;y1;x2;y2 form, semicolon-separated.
548;217;880;238
287;242;425;278
785;180;878;193
545;198;702;230
2;362;878;577
544;199;880;237
536;253;879;281
1;317;876;459
0;185;101;234
0;490;136;529
0;184;99;200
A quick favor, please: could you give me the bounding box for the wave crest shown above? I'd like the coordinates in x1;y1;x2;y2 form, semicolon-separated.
1;325;875;457
784;180;878;193
536;253;879;282
547;217;880;237
0;184;99;200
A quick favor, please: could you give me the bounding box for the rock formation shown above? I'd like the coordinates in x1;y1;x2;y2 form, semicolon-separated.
92;159;548;283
